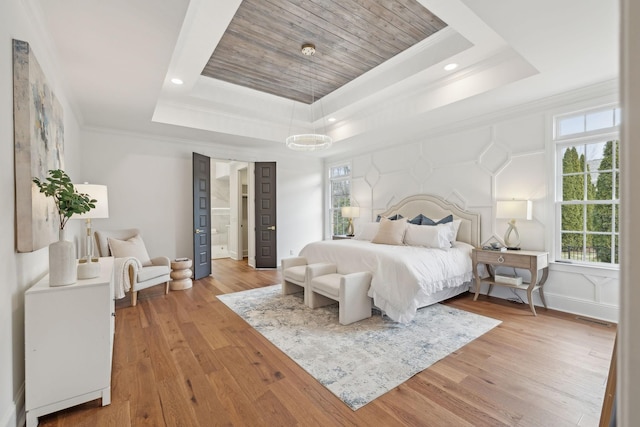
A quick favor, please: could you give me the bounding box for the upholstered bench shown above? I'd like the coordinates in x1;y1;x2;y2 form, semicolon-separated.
307;263;373;325
281;257;334;306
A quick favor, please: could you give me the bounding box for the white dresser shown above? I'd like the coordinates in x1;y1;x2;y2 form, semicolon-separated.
25;257;115;427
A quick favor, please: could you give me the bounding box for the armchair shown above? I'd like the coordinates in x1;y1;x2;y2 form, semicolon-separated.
94;228;171;306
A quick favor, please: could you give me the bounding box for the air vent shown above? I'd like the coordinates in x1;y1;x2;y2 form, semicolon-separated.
575;316;613;327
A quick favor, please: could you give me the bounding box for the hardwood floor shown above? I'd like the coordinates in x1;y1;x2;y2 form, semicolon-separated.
38;258;616;427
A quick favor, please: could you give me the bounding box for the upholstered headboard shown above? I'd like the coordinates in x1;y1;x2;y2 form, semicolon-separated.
377;194;480;247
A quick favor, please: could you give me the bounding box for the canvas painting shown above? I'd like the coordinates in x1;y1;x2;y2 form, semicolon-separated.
13;39;65;253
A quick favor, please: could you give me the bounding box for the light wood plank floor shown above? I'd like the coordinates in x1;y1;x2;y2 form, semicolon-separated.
38;258;616;427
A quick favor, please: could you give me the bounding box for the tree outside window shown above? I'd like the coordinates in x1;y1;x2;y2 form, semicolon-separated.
560;141;618;264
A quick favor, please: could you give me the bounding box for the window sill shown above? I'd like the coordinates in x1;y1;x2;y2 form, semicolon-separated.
550;260;619;278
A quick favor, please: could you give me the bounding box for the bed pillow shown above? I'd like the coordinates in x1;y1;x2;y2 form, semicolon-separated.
451;219;462;241
108;234;152;266
420;214;453;226
443;222;458;245
353;222;379;241
414;215;461;243
371;217;407;245
409;213;428;225
375;214;404;222
404;223;452;249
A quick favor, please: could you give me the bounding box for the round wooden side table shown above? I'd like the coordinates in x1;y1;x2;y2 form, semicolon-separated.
170;258;193;290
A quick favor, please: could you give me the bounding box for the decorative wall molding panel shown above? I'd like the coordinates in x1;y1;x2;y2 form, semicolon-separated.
335;92;619;321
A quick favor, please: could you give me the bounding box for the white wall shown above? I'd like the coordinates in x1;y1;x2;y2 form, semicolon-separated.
1;1;83;426
80;128;324;266
1;6;323;426
327;81;620;322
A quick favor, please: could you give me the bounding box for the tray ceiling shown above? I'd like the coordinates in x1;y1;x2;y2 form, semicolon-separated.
201;0;446;104
34;0;618;157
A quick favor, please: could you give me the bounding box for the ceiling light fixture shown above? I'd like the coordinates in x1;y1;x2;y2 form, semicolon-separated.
286;43;333;152
444;63;458;71
170;78;184;85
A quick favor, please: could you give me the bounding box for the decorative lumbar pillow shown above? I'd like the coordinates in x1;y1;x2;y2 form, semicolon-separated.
108;234;152;266
354;222;380;241
404;223;452;249
372;217;407;245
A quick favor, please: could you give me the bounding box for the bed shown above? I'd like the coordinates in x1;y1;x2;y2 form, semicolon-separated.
299;194;480;323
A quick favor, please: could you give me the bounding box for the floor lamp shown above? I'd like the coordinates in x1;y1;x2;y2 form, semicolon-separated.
74;183;109;279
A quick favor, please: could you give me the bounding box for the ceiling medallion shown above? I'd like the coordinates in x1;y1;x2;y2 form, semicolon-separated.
285;43;333;152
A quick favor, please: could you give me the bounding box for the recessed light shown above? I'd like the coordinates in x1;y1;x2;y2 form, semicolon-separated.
444;63;458;71
328;117;336;122
170;78;184;85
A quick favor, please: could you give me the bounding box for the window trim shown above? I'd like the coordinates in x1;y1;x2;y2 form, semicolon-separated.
553;103;621;141
326;161;352;239
551;105;620;269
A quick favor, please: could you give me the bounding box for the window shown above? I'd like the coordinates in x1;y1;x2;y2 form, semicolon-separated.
554;105;620;266
328;163;352;236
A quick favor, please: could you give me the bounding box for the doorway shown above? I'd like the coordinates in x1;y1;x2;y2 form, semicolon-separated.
210;159;251;263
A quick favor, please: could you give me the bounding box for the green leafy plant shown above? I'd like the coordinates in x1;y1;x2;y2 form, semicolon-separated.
33;169;97;230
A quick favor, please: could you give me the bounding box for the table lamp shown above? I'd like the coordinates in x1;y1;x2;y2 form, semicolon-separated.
74;183;109;279
496;200;532;250
341;206;360;236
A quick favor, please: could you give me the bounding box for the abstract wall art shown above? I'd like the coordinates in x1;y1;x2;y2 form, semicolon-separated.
13;39;65;253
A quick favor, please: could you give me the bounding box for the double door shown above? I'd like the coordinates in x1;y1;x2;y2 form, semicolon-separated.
192;154;277;277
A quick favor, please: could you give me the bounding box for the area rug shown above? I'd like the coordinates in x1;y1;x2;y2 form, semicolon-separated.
218;285;501;410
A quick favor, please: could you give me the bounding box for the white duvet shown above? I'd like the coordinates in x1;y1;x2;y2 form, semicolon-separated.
299;239;474;323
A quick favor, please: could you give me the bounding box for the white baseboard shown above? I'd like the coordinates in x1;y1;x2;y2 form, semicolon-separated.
1;383;25;427
544;293;619;323
473;285;619;323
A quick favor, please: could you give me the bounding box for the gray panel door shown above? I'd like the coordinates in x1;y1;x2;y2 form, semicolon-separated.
255;162;277;268
193;152;211;279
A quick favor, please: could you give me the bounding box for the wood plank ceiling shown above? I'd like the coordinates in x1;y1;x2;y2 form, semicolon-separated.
201;0;447;104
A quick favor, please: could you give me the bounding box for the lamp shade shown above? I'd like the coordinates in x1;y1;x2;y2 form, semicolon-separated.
73;184;109;219
496;200;532;220
341;206;360;218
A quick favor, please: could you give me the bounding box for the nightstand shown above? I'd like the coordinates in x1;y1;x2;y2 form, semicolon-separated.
472;248;549;315
332;235;353;240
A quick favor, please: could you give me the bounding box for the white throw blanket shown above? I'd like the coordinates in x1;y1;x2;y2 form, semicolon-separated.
113;256;142;299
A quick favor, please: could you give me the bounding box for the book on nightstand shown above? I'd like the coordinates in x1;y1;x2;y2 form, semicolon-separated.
494;274;523;286
482;245;507;252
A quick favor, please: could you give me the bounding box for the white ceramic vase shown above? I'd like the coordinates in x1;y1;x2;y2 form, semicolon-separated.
49;229;77;287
